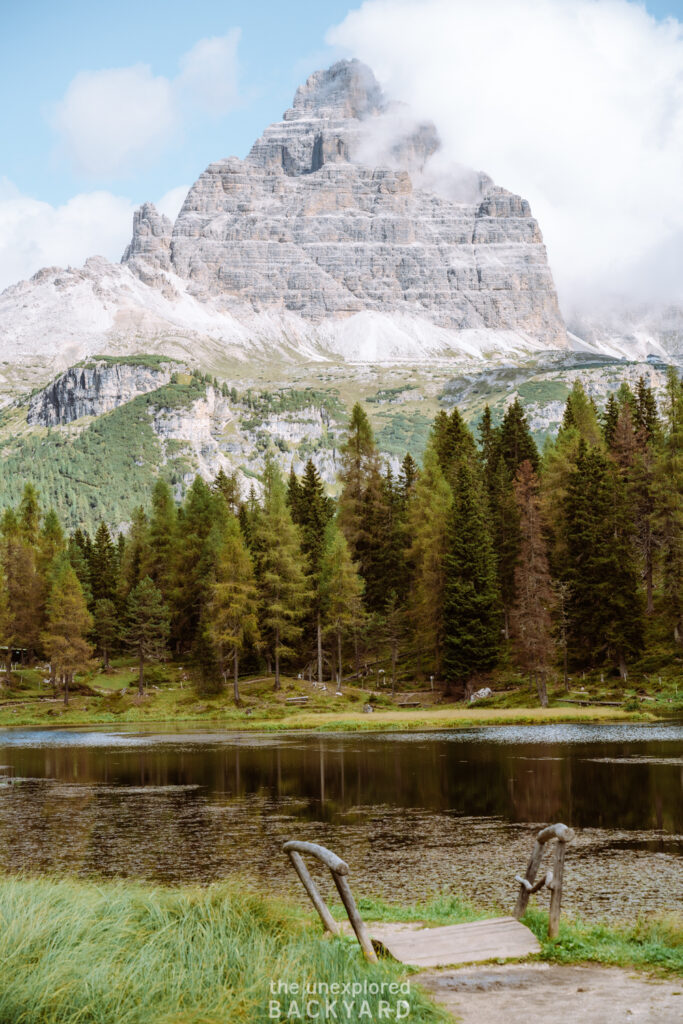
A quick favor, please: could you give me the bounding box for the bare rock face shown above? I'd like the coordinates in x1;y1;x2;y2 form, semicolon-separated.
122;59;566;349
27;361;173;426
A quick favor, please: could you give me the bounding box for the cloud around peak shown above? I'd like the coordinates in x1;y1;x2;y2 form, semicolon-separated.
328;0;683;312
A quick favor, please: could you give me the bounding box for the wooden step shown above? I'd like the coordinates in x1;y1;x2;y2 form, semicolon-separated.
365;917;541;968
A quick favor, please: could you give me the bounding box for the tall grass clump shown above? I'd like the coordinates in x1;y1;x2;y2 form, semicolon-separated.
0;875;449;1024
524;907;683;976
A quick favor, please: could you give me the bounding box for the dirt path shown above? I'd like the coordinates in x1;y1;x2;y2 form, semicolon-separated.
417;963;682;1023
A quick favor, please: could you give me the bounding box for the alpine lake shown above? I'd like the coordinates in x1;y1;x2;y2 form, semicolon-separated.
0;722;680;922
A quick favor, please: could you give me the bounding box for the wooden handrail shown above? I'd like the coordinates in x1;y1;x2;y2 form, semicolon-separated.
513;822;575;938
283;840;377;962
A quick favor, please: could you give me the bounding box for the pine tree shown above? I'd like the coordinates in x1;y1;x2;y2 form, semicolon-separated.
565;443;644;676
255;456;308;689
68;530;92;605
18;483;41;545
125;577;170;694
510;461;555;705
602;394;619;448
41;562;93;705
635;376;659;443
443;461;500;690
382;590;405;695
407;446;452;678
205;516;259;703
320;521;364;690
93;598;119;669
213;468;241;515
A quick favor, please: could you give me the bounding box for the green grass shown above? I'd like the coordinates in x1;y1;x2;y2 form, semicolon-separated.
0;875;449;1024
524;907;683;976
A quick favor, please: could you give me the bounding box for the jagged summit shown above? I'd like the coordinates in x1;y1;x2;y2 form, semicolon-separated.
286;59;386;122
0;58;580;397
117;59;565;348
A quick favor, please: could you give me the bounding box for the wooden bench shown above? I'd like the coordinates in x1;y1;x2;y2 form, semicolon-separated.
397;701;421;708
285;696;309;705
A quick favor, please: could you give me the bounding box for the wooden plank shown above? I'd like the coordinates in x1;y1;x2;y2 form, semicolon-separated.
366;917;540;968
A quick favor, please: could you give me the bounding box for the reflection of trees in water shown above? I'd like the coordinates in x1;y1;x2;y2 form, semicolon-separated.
0;733;680;913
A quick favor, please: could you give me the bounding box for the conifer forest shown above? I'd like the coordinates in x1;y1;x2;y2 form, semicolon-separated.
1;369;682;705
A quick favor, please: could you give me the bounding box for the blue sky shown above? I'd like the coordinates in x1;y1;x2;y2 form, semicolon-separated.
1;0;683;302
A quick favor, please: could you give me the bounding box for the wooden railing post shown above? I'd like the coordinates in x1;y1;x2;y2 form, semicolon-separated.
514;823;574;938
283;840;378;963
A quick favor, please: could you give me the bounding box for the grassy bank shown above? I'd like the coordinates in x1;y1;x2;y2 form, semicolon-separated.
0;663;665;730
0;876;449;1024
0;878;680;1024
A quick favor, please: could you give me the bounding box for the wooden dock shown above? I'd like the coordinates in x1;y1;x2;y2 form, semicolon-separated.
360;917;540;968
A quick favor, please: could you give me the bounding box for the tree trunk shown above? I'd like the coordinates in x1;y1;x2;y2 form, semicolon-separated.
354;635;360;682
274;627;280;691
103;645;110;670
138;644;144;695
266;654;272;676
337;629;342;692
63;672;69;706
618;651;628;681
503;606;510;642
233;647;240;705
536;670;548;708
391;642;397;696
317;613;323;686
563;642;569;692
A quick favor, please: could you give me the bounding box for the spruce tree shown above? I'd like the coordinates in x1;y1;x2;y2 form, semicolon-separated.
291;459;333;683
93;598;119;669
89;522;119;606
565;443;644;676
205;516;259;703
655;368;683;643
41;562;93;705
0;562;12;682
510;461;555;705
320;520;364;690
497;399;539;474
407;446;452;678
125;577;171;694
255;456;308;689
213;468;241;515
443;461;500;691
148;479;178;599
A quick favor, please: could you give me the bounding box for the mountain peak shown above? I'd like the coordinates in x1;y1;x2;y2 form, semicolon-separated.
285;59;385;122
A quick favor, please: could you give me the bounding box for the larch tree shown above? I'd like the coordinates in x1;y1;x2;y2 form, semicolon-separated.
0;562;12;683
125;576;171;694
41;562;93;706
510;461;555;706
256;455;308;690
206;516;259;704
320;520;364;690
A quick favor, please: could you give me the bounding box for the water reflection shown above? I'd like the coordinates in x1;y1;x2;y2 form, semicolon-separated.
0;724;680;921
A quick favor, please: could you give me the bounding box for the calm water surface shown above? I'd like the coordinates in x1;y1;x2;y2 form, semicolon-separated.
0;722;680;920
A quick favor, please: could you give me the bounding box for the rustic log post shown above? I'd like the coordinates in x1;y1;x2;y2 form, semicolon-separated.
332;873;377;963
548;837;568;939
283;840;378;962
514;823;574;933
287;849;339;936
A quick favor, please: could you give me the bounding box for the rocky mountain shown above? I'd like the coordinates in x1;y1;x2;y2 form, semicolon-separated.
0;59;575;405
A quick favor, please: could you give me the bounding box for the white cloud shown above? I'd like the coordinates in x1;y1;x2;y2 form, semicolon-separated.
0;180;189;291
52;31;241;178
177;29;241;115
328;0;683;312
53;65;177;177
